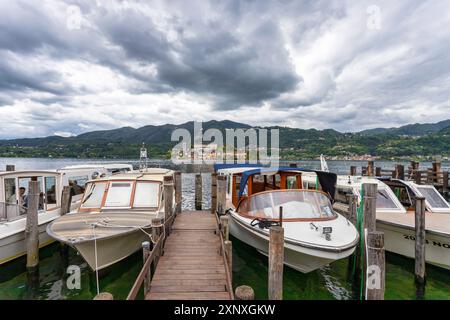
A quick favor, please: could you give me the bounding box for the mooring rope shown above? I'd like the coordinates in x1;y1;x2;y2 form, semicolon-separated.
92;224;100;296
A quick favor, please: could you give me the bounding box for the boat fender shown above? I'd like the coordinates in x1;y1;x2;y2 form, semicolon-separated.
250;218;280;229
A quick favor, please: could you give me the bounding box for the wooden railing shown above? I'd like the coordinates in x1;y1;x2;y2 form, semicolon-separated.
126;233;163;300
215;212;235;300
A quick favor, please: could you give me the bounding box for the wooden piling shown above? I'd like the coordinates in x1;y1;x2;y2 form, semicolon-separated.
216;175;227;216
142;241;151;295
220;215;230;241
224;240;232;283
25;180;40;269
375;167;381;177
367;161;374;177
350;166;357;176
443;171;449;197
152;217;164;259
268;226;284;300
395;164;405;180
195;174;202;210
6;164;15;171
365;231;385;300
211;172;217;214
363;183;378;233
164;176;174;231
174;171;182;214
235;285;255;300
415;196;426;297
94;292;114;300
60;186;72;215
347;194;358;226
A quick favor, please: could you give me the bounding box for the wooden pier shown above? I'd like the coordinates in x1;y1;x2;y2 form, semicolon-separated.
125;173;234;301
146;210;233;300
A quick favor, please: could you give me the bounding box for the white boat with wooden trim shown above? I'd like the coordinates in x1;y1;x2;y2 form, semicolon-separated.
320;175;450;270
215;165;359;273
0;164;130;265
46;169;175;271
0;170;64;265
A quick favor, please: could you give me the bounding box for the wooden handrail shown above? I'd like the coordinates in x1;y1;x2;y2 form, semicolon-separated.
215;213;235;300
126;236;162;300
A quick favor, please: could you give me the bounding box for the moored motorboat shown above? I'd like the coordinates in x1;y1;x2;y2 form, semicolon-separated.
0;166;108;265
320;175;450;270
215;165;359;273
46;168;175;271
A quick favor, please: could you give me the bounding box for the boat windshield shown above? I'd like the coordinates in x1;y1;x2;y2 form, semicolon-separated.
81;182;106;208
238;190;336;221
416;186;450;210
376;189;401;209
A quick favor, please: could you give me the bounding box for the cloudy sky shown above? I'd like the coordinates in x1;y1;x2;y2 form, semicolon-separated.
0;0;449;138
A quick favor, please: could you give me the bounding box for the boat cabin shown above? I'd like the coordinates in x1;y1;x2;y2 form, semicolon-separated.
379;178;450;214
334;176;407;214
77;169;173;213
0;170;62;221
216;166;338;222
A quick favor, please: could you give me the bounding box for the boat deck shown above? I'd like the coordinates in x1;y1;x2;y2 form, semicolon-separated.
145;210;232;300
334;202;450;236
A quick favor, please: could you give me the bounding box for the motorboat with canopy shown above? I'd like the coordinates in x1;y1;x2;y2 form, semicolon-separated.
215;164;359;273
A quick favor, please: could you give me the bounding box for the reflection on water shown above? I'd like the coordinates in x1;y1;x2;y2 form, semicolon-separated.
0;158;449;300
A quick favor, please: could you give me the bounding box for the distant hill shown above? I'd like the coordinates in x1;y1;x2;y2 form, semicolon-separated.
360;119;450;136
0;119;449;159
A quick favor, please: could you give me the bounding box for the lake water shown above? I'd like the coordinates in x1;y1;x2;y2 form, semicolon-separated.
0;158;449;300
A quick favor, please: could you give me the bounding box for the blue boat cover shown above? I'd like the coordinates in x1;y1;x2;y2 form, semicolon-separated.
215;166;337;202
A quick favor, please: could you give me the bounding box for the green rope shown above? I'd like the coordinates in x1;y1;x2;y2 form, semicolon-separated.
351;185;365;300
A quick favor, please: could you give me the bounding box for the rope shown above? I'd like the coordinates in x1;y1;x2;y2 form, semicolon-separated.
350;185;365;300
92;224;100;296
250;218;280;229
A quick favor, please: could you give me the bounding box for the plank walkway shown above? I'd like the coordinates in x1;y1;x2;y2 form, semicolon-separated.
146;210;232;300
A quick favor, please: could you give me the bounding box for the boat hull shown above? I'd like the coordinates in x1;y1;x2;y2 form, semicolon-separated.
377;221;450;270
0;221;55;265
73;228;152;271
229;214;356;273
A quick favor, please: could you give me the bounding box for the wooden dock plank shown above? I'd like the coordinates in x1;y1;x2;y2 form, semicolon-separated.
146;210;232;300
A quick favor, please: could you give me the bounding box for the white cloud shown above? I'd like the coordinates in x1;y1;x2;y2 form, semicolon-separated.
0;0;449;138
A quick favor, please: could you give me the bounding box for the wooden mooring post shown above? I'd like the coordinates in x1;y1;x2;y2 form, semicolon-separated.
395;164;405;180
142;241;151;295
152;217;164;259
6;164;15;171
216;175;227;215
365;231;385;300
26;181;40;269
235;285;255;300
415;196;426;298
195;174;202;210
268;226;284;300
94;292;114;300
350;166;357;176
211;172;217;214
347;194;358;226
367;161;374;177
353;183;379;299
60;186;72;215
220;215;230;241
174;171;182;214
164;176;174;236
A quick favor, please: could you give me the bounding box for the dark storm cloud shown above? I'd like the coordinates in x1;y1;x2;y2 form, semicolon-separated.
0;0;450;138
95;6;301;108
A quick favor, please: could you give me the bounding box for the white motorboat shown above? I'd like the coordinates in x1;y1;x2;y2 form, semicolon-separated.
0;164;127;265
46;168;175;271
215;165;359;273
319;175;450;270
